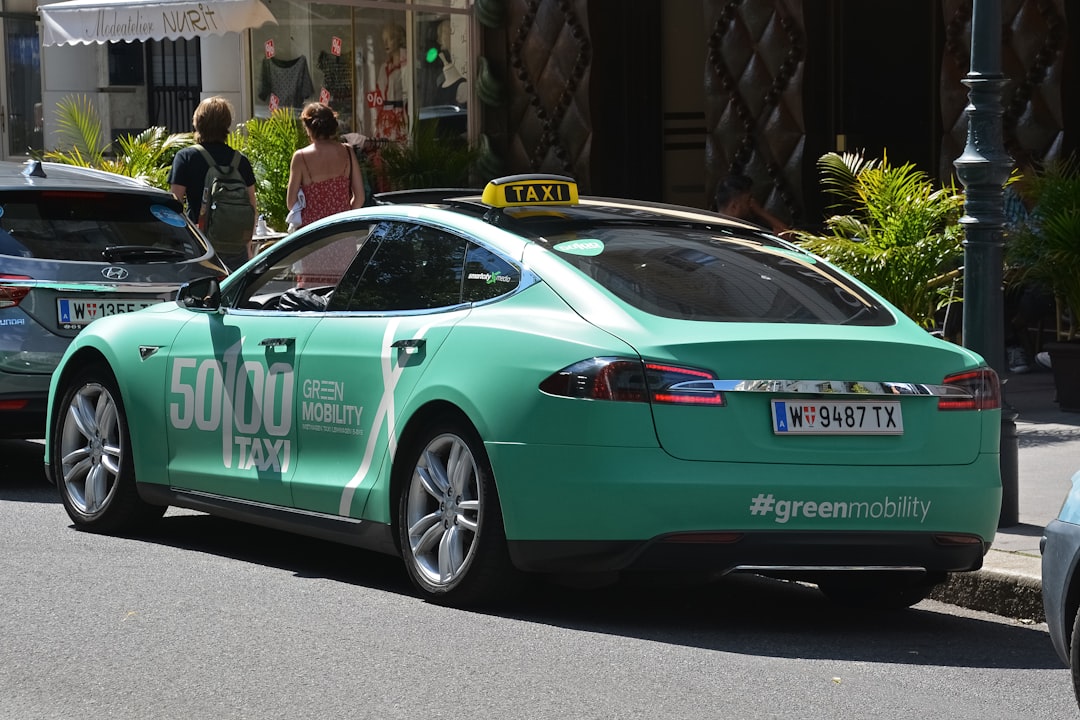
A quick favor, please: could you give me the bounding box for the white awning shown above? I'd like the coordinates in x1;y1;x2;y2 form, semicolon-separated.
39;0;277;46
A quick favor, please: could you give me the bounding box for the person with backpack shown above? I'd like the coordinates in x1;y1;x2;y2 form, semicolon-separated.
169;96;257;271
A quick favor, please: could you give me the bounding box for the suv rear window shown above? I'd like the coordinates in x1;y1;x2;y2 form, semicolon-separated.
548;225;894;326
0;190;207;262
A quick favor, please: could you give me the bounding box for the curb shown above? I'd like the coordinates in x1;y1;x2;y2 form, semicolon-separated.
929;552;1044;622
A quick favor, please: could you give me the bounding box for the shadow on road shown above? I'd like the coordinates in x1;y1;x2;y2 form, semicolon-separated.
91;510;1063;674
0;439;55;503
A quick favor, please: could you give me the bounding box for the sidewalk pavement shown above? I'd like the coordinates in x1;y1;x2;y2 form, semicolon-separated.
929;367;1080;621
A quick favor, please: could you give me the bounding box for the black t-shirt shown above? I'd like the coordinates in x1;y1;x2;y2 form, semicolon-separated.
169;142;257;222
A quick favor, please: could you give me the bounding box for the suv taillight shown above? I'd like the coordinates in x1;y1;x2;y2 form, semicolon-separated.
539;357;725;405
938;368;1000;410
0;275;32;309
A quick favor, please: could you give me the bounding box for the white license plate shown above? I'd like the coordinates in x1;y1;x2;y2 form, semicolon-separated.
771;400;903;435
57;297;163;326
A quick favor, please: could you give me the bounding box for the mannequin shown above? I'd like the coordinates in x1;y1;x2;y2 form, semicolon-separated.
434;19;467;106
375;23;408;142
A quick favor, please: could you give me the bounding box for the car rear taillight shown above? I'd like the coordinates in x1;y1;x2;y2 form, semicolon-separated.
0;275;32;309
938;368;1000;410
539;357;725;405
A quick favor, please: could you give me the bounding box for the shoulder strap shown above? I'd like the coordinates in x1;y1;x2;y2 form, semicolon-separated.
194;143;241;174
342;143;352;178
299;151;313;184
193;143;218;170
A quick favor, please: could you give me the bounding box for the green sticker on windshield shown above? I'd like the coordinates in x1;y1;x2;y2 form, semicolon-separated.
553;239;604;256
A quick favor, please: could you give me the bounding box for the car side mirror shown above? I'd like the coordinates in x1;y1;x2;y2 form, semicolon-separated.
177;276;222;311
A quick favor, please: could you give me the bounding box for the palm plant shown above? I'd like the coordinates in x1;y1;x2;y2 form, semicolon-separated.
43;95;107;168
1006;155;1080;340
230;109;306;231
792;151;965;328
105;126;193;188
42;94;192;190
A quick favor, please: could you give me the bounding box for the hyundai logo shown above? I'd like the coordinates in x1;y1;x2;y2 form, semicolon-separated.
102;266;129;280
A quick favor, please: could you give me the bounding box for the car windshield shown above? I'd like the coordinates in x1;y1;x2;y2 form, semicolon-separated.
0;190;207;262
545;223;894;325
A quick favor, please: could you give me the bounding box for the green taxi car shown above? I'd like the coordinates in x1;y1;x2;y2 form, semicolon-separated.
44;174;1002;608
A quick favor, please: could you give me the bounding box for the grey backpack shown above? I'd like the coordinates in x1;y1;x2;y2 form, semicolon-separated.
194;144;255;258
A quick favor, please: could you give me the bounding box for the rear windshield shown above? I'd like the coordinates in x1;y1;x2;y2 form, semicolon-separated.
0;190;207;262
546;224;894;325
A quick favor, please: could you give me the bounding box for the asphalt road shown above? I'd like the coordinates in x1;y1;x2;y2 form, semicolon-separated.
2;439;1077;720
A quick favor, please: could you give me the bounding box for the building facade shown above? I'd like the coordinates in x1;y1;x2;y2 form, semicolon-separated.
24;0;1080;230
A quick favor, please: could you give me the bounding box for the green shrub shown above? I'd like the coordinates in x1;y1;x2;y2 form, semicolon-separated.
376;118;478;191
792;151;965;328
230;109;307;232
43;95;191;190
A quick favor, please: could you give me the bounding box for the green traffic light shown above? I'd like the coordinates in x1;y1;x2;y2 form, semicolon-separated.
425;47;439;63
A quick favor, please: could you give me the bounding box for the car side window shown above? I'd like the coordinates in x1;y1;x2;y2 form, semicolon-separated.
228;223;375;310
462;243;520;302
328;222;471;312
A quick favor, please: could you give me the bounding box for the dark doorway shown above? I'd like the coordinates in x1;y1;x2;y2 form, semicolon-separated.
148;38;202;134
838;0;940;170
803;0;942;226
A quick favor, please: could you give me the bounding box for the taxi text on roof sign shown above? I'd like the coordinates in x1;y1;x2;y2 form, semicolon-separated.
481;174;579;207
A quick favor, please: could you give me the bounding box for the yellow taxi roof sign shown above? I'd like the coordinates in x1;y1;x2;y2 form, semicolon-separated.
481;174;579;207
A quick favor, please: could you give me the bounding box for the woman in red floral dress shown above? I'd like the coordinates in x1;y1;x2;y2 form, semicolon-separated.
286;102;366;287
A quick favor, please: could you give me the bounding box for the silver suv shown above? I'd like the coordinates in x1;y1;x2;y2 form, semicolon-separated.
0;160;226;438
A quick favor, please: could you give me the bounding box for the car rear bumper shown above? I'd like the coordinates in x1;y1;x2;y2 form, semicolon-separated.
486;442;1001;559
1042;518;1080;667
508;530;987;574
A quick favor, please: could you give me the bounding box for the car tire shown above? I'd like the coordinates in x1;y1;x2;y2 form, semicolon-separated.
1070;604;1080;705
397;417;520;606
817;571;943;610
53;364;165;533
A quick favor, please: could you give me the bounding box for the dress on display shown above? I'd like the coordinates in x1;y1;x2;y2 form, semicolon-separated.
294;147;356;287
259;55;315;108
375;50;407;142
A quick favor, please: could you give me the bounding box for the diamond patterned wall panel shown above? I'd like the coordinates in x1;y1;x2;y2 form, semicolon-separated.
704;0;805;224
500;0;594;186
941;0;1067;179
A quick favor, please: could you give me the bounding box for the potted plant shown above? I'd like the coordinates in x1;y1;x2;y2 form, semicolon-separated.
375;116;479;191
229;109;307;232
792;151;965;329
1007;155;1080;409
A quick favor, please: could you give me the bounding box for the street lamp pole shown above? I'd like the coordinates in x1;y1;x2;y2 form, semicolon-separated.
953;0;1019;527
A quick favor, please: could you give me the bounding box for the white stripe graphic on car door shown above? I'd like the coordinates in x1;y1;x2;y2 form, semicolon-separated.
337;318;437;516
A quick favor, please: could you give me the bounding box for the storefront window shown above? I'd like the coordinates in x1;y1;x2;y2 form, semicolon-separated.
250;0;472;145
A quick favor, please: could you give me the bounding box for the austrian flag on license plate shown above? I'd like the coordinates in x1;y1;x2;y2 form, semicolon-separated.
57;298;162;326
771;399;903;435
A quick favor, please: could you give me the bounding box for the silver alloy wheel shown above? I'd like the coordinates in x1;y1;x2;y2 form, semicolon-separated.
59;382;123;517
404;432;482;587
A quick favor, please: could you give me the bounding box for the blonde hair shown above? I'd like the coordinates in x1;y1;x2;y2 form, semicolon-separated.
192;97;233;144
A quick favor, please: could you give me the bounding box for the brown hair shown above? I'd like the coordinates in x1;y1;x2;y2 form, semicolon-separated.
192;96;233;144
301;102;339;140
